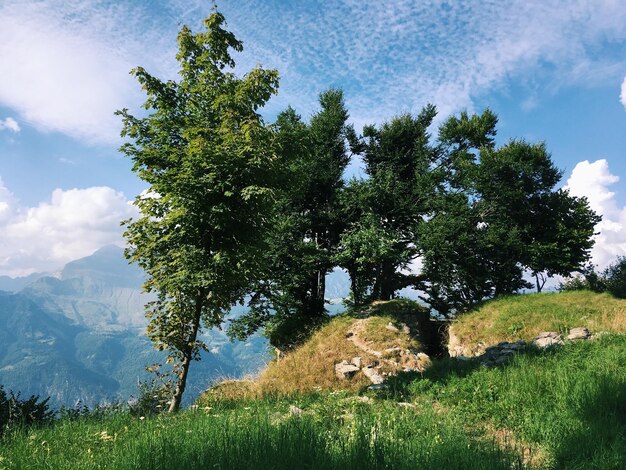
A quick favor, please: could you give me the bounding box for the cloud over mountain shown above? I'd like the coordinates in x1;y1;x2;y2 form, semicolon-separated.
0;180;137;276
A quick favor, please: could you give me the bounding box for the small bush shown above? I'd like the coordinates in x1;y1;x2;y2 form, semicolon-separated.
604;256;626;298
0;385;53;438
560;257;626;299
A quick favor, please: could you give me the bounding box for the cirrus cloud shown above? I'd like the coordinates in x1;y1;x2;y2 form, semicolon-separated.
2;1;626;145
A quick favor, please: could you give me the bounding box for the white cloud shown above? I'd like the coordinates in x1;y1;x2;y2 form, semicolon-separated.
0;117;20;133
621;77;626;109
0;1;181;145
1;1;626;144
565;159;626;269
0;180;137;276
204;0;626;126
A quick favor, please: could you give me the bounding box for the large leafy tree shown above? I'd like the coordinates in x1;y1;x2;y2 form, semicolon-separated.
476;141;600;292
337;107;436;305
229;90;352;351
117;12;279;411
420;111;600;314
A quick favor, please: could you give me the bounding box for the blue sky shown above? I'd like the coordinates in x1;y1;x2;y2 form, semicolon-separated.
0;0;625;275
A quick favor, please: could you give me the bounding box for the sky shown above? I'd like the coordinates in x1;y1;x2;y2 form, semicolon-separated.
0;0;625;276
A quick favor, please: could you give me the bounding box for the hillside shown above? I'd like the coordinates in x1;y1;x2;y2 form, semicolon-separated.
448;290;626;357
3;291;625;469
205;300;441;399
0;246;269;407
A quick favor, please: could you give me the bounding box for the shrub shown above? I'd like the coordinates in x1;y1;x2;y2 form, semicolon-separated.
604;256;626;299
560;257;626;299
0;385;53;438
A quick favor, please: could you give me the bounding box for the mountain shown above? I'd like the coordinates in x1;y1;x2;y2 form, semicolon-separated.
0;272;48;292
0;246;269;407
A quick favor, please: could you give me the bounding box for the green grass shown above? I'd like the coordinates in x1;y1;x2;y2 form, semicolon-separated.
450;291;626;350
4;336;624;469
1;396;516;469
3;294;625;469
384;334;626;469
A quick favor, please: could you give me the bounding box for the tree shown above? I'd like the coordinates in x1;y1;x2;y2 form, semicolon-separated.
476;140;600;292
336;108;436;304
603;256;626;298
228;90;352;351
419;110;600;314
117;11;279;411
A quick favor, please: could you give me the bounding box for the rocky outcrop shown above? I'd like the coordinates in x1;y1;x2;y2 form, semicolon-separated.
449;327;596;367
567;327;591;340
335;360;360;380
336;317;433;385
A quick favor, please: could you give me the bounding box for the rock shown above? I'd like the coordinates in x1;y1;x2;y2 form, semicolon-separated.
289;405;303;416
335;361;360;379
415;352;430;361
367;384;388;391
536;331;560;339
362;365;385;384
384;347;402;354
351;356;362;368
345;331;354;338
397;402;416;408
533;332;563;349
495;355;510;365
385;322;399;332
567;327;591;340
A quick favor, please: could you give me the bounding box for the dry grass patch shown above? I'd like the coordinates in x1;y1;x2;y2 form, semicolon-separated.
200;300;433;400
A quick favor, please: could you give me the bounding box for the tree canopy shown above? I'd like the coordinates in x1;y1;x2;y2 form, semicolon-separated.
119;9;602;398
117;11;280;411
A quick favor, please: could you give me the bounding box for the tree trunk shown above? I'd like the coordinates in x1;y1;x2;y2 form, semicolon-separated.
379;262;394;301
314;268;326;313
535;273;546;293
168;291;204;413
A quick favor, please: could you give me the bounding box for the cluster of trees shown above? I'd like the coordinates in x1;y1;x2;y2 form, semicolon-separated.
118;11;600;410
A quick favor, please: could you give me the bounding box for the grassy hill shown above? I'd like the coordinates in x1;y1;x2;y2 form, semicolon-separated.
206;300;439;399
448;290;626;356
2;292;625;469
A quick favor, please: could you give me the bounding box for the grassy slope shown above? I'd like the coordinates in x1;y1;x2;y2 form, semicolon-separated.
3;292;625;469
450;290;626;351
204;300;431;399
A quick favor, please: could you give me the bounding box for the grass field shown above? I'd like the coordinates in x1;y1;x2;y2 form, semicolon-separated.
2;292;625;469
2;334;624;469
449;290;626;349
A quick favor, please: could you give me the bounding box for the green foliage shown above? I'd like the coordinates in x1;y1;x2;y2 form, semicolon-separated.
420;112;600;314
117;10;279;411
228;90;352;351
603;256;626;299
0;385;53;438
476;140;600;292
337;107;436;304
561;257;626;299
